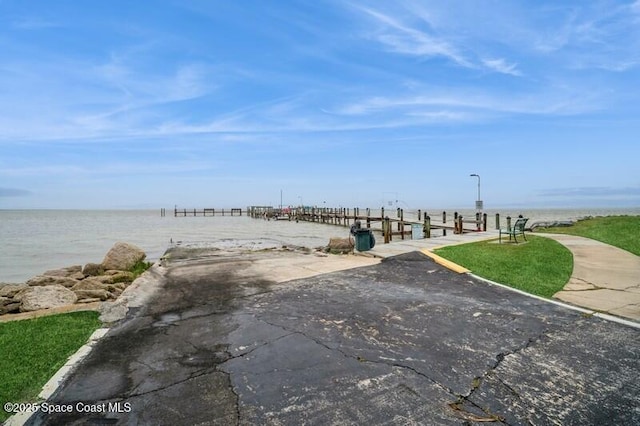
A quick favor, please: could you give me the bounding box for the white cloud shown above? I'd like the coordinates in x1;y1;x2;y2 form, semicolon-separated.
355;6;471;67
481;58;522;76
334;85;602;119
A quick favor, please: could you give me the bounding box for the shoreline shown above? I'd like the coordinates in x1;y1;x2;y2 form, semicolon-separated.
0;245;380;323
1;208;639;283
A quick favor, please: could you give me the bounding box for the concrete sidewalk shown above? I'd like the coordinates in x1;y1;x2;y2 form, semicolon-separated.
541;234;640;321
364;229;500;258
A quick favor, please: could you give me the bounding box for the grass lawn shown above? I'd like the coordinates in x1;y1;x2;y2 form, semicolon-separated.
0;311;102;423
434;235;573;298
535;215;640;256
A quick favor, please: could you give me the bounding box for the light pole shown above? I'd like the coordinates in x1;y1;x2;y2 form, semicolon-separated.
470;174;482;230
470;174;480;203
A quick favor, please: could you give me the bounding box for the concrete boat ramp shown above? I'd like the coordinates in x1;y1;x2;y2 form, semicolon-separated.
20;233;640;425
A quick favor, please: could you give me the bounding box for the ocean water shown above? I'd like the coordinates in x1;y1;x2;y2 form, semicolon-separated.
1;207;638;283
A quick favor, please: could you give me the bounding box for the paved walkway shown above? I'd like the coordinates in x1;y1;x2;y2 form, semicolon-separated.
364;229;501;258
542;234;640;321
361;230;640;322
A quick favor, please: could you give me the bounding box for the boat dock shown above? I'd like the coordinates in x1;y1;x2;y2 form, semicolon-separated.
165;205;521;245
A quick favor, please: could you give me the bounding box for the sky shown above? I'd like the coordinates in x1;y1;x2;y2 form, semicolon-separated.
1;0;639;210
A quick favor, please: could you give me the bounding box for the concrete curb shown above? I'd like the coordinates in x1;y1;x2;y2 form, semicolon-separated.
470;273;640;330
419;249;470;273
4;328;111;426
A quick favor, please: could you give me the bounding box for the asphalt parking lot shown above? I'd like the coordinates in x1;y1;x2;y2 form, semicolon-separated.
27;249;640;425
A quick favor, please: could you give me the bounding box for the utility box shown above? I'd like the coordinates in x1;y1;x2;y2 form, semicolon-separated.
411;224;423;240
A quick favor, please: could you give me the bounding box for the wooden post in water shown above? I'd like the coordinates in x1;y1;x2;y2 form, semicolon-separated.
507;216;512;232
381;207;385;223
424;215;431;238
400;209;404;240
442;211;446;223
417;209;421;221
495;213;500;230
457;215;463;234
384;216;391;244
483;213;487;231
366;209;371;228
475;212;481;231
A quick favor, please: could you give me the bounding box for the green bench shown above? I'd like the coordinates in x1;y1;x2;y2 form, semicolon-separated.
499;217;529;243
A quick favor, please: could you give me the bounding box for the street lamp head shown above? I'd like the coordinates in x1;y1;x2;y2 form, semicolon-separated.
470;173;478;177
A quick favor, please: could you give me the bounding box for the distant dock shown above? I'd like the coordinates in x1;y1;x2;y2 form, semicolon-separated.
162;206;244;217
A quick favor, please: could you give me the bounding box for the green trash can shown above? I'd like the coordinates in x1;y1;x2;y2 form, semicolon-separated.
355;229;375;251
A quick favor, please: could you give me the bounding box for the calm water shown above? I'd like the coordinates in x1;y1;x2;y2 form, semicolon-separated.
1;207;638;283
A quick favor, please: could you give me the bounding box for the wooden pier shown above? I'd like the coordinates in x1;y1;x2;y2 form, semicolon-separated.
171;206;244;217
248;206;490;243
166;205;518;245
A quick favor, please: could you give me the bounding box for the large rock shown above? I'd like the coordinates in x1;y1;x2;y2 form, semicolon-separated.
19;285;78;312
43;265;84;280
26;275;80;288
0;302;21;315
74;289;112;301
0;284;28;298
102;242;146;271
529;220;574;231
82;263;104;276
72;278;126;294
106;271;135;283
71;277;107;291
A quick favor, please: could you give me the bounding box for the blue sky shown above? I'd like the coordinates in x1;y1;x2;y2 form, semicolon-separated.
1;0;639;210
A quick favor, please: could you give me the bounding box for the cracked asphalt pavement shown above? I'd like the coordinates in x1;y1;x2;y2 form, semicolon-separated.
27;249;640;425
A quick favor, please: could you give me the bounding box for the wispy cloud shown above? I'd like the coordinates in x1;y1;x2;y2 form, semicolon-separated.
539;187;640;197
353;5;472;67
0;187;32;197
530;2;640;72
0;158;217;178
333;84;602;119
481;58;522;76
348;3;533;78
